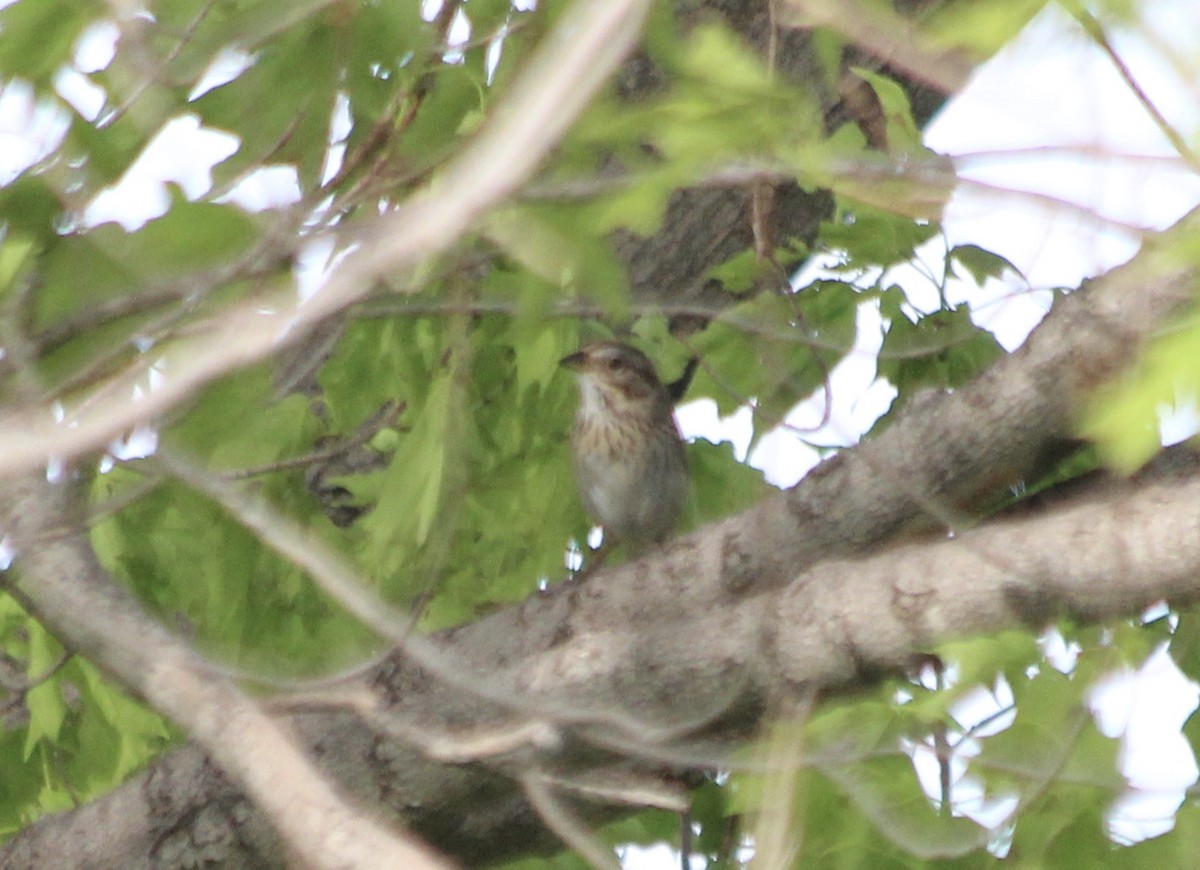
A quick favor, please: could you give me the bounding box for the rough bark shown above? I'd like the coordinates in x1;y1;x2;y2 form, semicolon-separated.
4;203;1199;866
614;0;952;309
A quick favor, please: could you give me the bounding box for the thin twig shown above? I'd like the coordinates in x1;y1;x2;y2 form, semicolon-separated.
1071;8;1200;174
931;660;953;816
520;771;621;870
679;812;693;870
86;473;167;527
542;771;689;813
223;400;404;480
321;0;465;211
0;651;73;723
103;0;222;126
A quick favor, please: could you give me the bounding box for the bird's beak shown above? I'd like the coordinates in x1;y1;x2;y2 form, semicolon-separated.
560;351;587;370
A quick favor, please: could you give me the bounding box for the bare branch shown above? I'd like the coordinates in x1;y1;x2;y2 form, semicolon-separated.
0;650;72;729
222;400;403;480
520;771;622;870
541;771;690;813
1071;7;1200;174
268;689;564;765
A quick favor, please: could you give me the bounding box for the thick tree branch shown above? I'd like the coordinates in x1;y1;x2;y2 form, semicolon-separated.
6;449;1198;867
0;471;449;870
5;205;1200;864
457;205;1200;669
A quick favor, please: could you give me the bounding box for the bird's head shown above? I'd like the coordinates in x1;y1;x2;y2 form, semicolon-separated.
560;341;667;414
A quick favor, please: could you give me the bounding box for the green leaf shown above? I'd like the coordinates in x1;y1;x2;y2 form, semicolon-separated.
680;24;775;94
346;1;430;123
358;372;455;579
318;317;426;431
761;701;991;860
0;0;98;86
396;65;485;165
974;670;1121;797
820;201;940;269
186;0;335;55
821;751;990;859
62;109;158;187
31;202;264;387
90;200;262;279
193;19;338;190
926;0;1051;59
948;244;1020;285
688;438;770;529
909;629;1040;720
0;231;38;294
163;364;313;469
1124;800;1200;866
1080;307;1200;474
74;661;173;785
485;204;629;308
0;176;63;237
588;167;679;236
690;285;857;427
707;249;785;295
877;306;1006;415
22;627;67;759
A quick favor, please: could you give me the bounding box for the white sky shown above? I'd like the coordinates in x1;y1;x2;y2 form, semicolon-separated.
4;0;1200;865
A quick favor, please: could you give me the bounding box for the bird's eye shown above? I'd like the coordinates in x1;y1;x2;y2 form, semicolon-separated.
608;357;624;371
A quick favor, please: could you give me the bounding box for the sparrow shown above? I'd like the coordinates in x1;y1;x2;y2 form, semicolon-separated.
561;341;688;550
